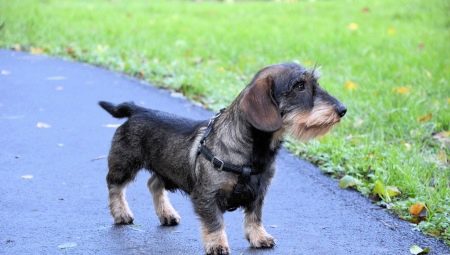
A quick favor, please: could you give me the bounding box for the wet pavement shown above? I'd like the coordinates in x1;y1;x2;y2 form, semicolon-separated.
0;50;448;255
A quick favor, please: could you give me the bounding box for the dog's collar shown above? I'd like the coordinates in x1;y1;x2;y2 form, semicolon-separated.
196;109;257;178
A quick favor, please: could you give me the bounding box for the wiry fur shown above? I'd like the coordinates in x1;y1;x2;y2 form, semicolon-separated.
100;62;346;255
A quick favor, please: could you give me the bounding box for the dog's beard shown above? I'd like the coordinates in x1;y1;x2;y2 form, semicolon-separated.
283;102;340;141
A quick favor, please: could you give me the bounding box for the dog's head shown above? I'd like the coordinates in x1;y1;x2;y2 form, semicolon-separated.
239;63;346;140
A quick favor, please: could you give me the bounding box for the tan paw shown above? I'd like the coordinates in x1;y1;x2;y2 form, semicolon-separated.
248;234;275;248
158;213;180;226
205;244;230;255
113;211;134;225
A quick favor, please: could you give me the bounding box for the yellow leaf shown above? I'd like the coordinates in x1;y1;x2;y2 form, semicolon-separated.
393;86;411;95
344;80;358;91
417;113;432;122
372;180;389;201
409;203;426;217
339;175;360;189
403;142;411;150
447;98;450;104
387;27;396;36
30;47;44;55
347;22;359;31
12;44;22;51
303;60;313;66
386;186;401;197
437;150;447;163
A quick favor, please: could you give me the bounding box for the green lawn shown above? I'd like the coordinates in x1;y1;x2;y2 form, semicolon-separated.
1;0;448;244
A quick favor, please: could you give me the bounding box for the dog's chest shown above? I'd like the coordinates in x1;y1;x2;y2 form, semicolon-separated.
217;175;262;211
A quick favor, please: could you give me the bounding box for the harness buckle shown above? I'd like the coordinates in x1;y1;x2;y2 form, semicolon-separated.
211;156;224;171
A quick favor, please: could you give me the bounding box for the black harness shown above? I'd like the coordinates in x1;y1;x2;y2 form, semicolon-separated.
196;109;260;211
196;109;259;179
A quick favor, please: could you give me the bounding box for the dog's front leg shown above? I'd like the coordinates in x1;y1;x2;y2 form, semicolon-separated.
193;199;229;255
244;198;275;248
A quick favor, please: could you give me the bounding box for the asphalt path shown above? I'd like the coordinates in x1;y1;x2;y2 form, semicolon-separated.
0;50;448;255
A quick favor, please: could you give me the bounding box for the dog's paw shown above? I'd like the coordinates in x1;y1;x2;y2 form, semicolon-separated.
249;234;275;248
113;212;134;225
205;245;230;255
159;213;181;226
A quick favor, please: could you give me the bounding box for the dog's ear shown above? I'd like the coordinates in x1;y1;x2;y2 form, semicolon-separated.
240;76;282;132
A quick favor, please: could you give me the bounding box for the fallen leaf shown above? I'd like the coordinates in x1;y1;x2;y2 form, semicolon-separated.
91;155;107;161
403;142;411;150
1;70;11;75
303;60;313;66
393;86;411;95
361;7;370;13
372;180;385;195
46;76;66;80
339;175;360;189
432;131;450;147
12;44;22;51
103;124;121;128
36;122;51;128
66;47;76;58
409;244;429;254
353;118;364;128
58;242;77;249
21;175;33;179
372;180;391;201
409;203;426;216
344;80;358;91
96;44;109;54
387;27;396;36
30;47;44;55
386;186;401;197
417;113;432;122
347;22;359;31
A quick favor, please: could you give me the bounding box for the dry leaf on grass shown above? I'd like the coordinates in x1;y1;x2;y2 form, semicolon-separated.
344;80;358;91
387;27;396;36
393;86;411;95
30;47;44;55
432;131;450;148
409;203;427;217
347;22;359;31
417;113;432;123
339;175;361;189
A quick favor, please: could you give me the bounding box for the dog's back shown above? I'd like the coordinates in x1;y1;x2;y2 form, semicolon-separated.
99;101;204;192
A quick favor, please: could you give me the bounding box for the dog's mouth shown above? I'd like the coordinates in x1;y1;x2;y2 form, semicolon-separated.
283;108;341;141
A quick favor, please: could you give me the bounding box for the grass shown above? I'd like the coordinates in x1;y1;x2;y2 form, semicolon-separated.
1;0;448;244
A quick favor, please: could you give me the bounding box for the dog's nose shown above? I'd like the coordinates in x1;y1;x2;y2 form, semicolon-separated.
336;104;347;117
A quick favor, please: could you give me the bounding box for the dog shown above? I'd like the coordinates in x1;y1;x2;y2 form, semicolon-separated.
99;62;346;255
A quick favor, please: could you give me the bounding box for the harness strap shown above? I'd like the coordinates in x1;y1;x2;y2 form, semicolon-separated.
196;109;257;178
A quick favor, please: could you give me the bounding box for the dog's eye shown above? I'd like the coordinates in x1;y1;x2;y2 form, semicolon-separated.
293;81;305;91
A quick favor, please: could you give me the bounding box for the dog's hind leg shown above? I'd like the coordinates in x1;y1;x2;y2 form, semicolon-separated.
147;175;181;226
106;152;140;225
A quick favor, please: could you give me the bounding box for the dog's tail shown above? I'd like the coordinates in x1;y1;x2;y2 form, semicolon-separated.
98;101;138;118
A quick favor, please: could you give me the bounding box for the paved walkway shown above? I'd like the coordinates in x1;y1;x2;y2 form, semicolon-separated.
0;50;448;254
